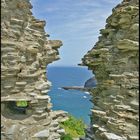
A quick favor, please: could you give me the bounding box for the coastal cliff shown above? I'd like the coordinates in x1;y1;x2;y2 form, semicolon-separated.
81;0;139;140
1;0;68;139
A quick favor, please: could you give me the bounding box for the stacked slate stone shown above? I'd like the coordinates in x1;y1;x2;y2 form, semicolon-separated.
81;0;139;140
1;0;68;140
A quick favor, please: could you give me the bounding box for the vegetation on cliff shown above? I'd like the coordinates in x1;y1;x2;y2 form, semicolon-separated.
60;134;73;140
60;115;86;139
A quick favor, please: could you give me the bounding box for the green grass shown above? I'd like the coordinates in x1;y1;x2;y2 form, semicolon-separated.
60;134;73;140
60;115;86;139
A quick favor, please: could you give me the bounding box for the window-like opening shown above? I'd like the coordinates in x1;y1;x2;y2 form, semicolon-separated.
8;101;28;114
1;101;33;120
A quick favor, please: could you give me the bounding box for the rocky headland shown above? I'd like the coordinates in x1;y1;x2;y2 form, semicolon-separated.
80;0;139;140
1;0;68;140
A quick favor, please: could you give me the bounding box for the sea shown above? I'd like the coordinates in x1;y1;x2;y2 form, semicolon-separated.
47;66;94;124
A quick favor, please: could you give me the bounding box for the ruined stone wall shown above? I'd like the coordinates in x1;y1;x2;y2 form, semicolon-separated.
81;0;139;139
1;0;68;139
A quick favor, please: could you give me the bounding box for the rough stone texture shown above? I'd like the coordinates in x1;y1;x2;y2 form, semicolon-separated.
80;0;139;140
1;0;68;139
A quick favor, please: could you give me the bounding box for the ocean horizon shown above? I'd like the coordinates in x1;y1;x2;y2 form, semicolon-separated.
47;66;94;124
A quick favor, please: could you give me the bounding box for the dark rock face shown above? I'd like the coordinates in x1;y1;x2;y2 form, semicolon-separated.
1;0;68;139
81;0;139;140
84;77;97;88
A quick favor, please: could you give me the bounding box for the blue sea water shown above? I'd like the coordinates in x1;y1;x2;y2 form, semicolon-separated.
47;66;93;124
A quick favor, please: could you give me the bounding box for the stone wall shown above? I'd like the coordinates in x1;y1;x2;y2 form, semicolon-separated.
81;0;139;140
1;0;68;140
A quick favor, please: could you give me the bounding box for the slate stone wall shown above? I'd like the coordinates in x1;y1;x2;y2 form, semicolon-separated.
81;0;139;139
1;0;68;139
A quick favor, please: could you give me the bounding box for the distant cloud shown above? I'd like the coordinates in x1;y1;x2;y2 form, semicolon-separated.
31;0;122;66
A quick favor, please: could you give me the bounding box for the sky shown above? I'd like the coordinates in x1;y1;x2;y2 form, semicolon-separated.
31;0;122;66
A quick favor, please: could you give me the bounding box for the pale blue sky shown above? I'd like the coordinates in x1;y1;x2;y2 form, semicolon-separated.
31;0;122;66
